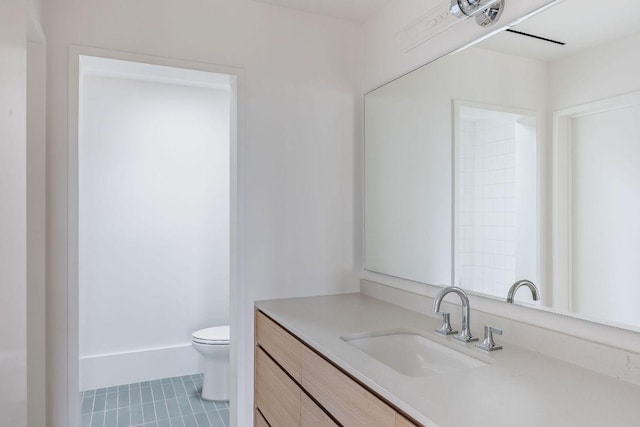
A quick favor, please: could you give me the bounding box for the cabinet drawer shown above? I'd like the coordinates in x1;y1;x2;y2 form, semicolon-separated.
255;409;269;427
396;414;419;427
302;393;338;427
255;346;301;426
256;310;303;381
300;346;396;427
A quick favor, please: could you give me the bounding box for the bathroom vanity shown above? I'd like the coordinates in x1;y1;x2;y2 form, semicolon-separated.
255;308;414;426
255;293;640;427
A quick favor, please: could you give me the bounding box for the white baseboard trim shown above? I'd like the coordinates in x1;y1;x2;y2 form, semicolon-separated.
80;344;203;391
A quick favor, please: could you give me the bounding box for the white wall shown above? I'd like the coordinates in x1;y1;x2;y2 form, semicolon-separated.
0;2;27;427
27;39;47;427
26;0;42;29
45;1;362;426
26;1;47;426
78;73;231;389
548;33;640;111
364;47;547;288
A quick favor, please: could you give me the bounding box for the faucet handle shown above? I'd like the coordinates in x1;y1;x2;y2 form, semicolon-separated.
435;312;458;336
475;325;503;351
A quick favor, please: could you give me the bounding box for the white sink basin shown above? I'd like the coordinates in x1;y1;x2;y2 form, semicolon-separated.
341;329;488;377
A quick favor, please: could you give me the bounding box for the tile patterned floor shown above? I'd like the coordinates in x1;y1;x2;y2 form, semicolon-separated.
80;374;229;427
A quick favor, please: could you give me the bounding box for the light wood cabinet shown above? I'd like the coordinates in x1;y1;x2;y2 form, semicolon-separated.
396;414;419;427
255;346;301;426
255;309;422;427
255;410;270;427
256;310;303;381
301;345;396;427
301;394;338;427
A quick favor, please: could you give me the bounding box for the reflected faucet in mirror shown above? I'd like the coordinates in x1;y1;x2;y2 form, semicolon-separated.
433;286;478;343
507;280;540;304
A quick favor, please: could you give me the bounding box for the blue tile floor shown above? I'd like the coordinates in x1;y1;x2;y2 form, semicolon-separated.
80;374;229;427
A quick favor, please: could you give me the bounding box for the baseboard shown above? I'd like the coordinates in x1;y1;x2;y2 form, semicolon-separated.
80;344;202;391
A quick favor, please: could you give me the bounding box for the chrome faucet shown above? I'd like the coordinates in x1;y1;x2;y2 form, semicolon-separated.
507;279;540;304
433;286;478;343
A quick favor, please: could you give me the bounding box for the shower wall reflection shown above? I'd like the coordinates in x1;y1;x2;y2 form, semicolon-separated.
454;104;537;302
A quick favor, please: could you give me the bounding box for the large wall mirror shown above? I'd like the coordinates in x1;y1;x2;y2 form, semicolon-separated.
365;0;640;330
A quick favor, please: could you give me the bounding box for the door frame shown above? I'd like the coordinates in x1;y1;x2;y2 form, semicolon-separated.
67;45;246;427
552;90;640;312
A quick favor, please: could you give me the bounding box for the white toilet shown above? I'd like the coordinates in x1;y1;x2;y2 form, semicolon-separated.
191;325;230;401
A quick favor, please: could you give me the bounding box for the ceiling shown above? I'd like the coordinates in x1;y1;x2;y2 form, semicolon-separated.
479;0;640;62
250;0;391;22
248;0;640;57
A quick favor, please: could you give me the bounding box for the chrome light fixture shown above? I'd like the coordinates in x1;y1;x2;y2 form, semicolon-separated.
396;0;505;53
451;0;505;27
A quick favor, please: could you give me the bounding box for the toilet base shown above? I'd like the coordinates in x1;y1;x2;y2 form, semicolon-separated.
201;359;230;401
191;331;230;402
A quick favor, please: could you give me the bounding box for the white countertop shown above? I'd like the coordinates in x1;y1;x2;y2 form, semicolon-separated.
256;293;640;427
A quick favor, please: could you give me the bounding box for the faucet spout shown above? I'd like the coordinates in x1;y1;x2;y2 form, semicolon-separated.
433;286;478;343
507;279;540;304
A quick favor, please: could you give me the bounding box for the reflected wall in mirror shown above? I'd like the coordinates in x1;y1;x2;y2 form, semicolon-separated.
453;102;538;302
364;0;640;330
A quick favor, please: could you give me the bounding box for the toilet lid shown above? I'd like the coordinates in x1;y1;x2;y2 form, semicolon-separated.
192;325;230;345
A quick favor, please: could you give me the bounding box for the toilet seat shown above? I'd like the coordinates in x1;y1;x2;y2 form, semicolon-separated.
192;325;230;345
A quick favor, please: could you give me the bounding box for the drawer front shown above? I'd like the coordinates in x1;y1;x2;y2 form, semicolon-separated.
301;393;338;427
300;346;396;427
396;414;419;427
255;346;301;426
255;409;270;427
256;310;303;381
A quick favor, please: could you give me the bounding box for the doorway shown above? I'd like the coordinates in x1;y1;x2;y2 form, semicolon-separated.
69;50;243;427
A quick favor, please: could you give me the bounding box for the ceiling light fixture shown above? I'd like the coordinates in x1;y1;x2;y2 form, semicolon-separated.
451;0;505;27
396;0;506;53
